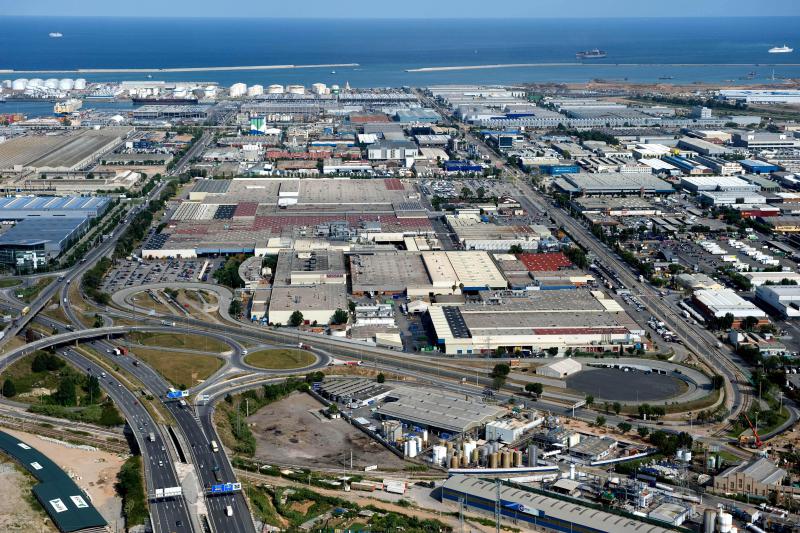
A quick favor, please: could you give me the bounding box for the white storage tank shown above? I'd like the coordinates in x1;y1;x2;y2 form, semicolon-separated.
28;78;44;87
247;84;264;97
229;82;247;98
58;78;74;91
12;79;28;91
44;78;59;89
287;84;305;95
2;80;10;88
73;78;87;90
718;511;733;533
311;82;327;95
267;84;284;94
431;445;447;465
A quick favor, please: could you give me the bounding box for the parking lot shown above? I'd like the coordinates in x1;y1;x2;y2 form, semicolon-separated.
101;257;225;293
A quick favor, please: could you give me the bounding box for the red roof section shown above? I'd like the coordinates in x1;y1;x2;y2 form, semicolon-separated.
384;178;405;191
518;252;572;272
233;202;258;217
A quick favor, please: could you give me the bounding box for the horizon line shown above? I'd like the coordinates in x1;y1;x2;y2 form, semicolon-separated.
1;14;799;20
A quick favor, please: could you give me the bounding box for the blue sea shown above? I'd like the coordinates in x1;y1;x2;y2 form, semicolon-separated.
1;16;799;91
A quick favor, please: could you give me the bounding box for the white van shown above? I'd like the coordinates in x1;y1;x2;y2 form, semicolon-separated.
225;505;233;517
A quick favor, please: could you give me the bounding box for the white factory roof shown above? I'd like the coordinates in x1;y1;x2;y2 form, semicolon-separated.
681;175;757;190
538;358;583;375
744;271;800;286
639;158;678;171
694;288;766;318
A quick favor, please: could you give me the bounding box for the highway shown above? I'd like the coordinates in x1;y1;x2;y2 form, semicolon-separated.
58;346;193;533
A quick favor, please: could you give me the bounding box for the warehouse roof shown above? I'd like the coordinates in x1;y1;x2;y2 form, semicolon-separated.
0;430;107;532
694;289;766;318
375;386;504;434
554;173;674;195
717;457;785;486
442;476;676;533
538;358;582;375
0;195;110;214
0;217;86;248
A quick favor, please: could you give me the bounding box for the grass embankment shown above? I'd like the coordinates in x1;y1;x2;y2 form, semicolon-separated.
131;290;172;315
214;379;308;456
130;347;222;389
127;331;229;353
244;349;316;370
40;294;70;324
116;455;147;528
16;277;53;303
244;483;451;532
0;278;21;288
1;351;124;426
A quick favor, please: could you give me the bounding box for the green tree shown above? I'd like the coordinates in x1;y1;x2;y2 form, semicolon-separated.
525;382;544;397
2;378;16;398
228;299;242;317
460;186;473;200
741;315;759;331
637;426;650;438
377;373;386;384
52;377;77;406
289;310;304;327
585;395;594;408
331;308;349;325
612;402;622;415
711;375;725;390
93;314;104;328
84;375;101;404
99;401;125;426
595;415;607;427
476;186;486;199
491;363;511;389
617;422;632;434
508;244;524;254
547;346;559;356
638;403;652;419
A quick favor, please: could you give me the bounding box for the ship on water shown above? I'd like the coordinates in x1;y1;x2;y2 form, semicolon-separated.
769;44;793;54
48;32;63;38
54;98;82;114
131;97;199;105
576;48;607;59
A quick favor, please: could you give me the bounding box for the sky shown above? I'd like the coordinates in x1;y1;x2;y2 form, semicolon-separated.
1;0;798;18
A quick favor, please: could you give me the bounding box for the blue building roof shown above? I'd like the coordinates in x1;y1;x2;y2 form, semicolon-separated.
0;196;109;213
0;217;85;249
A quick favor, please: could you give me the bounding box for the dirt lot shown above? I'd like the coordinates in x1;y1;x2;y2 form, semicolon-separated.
247;392;408;470
3;429;125;527
0;459;57;532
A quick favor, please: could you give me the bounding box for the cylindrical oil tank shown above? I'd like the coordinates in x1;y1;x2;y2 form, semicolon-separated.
501;451;511;468
267;84;284;94
513;450;523;467
247;84;264;97
684;450;692;463
287;84;305;95
12;79;28;91
74;78;86;90
703;509;717;533
44;78;59;89
460;454;468;467
489;452;498;469
28;78;44;87
311;82;327;95
528;445;538;467
718;511;733;533
471;448;479;465
451;454;460;469
58;78;74;91
446;441;454;452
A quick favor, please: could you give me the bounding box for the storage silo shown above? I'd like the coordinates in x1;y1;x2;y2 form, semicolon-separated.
229;83;247;98
267;84;284;94
470;448;479;465
73;78;87;90
528;445;538;467
489;452;498;468
513;450;523;467
501;451;511;468
703;509;716;533
718;510;733;533
311;82;327;95
247;84;264;97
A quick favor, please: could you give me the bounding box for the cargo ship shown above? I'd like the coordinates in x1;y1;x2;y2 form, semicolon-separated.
768;45;793;54
54;98;82;114
131;97;199;105
49;32;63;38
576;49;607;59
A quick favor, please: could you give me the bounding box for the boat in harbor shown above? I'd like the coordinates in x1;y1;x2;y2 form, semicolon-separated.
768;45;793;54
48;32;63;38
576;49;607;59
54;98;82;114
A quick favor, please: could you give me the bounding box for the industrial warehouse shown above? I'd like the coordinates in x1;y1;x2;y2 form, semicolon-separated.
0;195;112;269
427;289;644;355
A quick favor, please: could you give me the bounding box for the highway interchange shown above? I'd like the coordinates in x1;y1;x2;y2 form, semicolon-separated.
0;117;796;532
